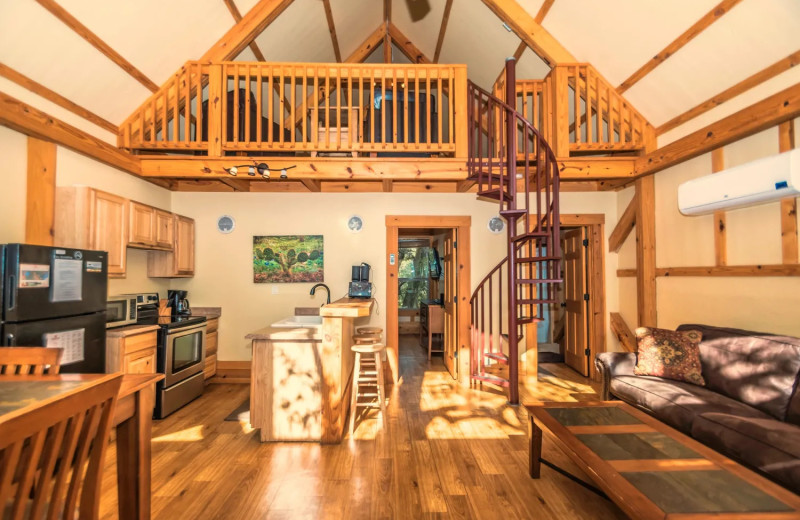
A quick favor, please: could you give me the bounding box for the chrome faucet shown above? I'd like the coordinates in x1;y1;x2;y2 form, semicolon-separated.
310;283;330;305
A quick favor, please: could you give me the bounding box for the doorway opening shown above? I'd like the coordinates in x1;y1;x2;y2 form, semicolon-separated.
536;215;607;379
386;216;471;385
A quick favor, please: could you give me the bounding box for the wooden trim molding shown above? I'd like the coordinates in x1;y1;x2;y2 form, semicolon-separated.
321;0;341;62
202;0;293;62
617;0;744;94
433;0;454;63
634;83;800;177
34;0;158;92
25;137;57;246
0;90;140;175
0;63;117;133
657;49;800;135
222;0;268;61
635;176;656;327
608;193;637;253
479;0;576;66
779;121;798;264
609;313;636;352
617;265;800;277
711;148;727;266
209;361;250;383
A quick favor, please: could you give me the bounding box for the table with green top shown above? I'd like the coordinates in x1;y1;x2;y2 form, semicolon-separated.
526;400;800;519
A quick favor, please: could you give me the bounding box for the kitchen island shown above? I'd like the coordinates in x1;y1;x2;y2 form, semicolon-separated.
246;297;374;443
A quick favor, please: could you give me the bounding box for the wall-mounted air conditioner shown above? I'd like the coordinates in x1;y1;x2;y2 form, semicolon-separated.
678;148;800;216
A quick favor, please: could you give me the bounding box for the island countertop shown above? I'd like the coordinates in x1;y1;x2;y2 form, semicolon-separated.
319;297;374;317
245;326;321;341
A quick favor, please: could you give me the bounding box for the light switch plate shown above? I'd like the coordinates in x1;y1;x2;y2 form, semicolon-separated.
389;253;395;265
271;286;279;294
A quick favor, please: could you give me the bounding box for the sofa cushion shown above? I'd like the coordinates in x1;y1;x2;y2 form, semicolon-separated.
691;412;800;494
610;375;770;434
634;327;705;386
677;324;800;422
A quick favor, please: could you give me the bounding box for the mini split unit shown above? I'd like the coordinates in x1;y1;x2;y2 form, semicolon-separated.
678;148;800;216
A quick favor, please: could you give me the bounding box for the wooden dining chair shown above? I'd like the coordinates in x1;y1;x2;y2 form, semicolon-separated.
0;347;63;375
0;373;122;519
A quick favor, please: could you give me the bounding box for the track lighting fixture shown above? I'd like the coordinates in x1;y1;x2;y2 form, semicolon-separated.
223;163;296;180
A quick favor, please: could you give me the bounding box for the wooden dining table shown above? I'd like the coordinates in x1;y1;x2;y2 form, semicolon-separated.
0;372;163;520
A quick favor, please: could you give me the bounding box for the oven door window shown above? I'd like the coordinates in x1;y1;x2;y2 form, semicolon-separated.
172;331;202;373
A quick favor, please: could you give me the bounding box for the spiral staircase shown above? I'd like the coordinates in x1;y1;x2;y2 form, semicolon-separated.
467;58;562;404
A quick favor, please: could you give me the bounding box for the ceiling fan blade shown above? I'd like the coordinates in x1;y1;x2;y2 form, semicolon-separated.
405;0;432;22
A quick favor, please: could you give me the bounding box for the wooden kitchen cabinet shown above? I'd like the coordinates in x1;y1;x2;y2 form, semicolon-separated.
155;209;174;249
128;201;156;248
148;215;195;277
55;186;128;277
106;327;158;375
204;317;219;380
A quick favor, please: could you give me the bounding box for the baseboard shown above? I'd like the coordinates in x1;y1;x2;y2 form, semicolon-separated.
209;360;251;384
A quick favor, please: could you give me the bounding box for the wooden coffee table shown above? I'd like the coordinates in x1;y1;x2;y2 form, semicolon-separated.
526;401;800;519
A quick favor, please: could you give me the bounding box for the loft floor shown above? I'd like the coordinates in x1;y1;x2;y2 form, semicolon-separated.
99;336;624;519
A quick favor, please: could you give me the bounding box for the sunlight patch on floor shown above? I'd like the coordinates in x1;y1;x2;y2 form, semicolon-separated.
152;425;205;443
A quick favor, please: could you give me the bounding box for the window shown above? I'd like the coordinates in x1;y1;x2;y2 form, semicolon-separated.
398;244;436;310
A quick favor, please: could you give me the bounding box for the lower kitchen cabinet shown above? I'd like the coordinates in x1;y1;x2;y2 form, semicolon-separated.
106;326;159;374
204;317;219;380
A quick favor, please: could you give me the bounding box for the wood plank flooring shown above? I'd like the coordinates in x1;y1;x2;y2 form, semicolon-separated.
99;337;625;519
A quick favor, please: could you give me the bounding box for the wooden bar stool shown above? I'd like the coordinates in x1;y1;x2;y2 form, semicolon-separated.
356;326;383;336
349;342;388;436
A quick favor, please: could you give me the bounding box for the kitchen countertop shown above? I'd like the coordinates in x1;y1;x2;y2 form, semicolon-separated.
106;324;160;338
246;326;321;341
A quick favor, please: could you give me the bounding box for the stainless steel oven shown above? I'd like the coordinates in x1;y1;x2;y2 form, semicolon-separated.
106;294;137;328
154;317;206;419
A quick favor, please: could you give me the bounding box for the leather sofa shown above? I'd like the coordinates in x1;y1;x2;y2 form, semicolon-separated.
595;324;800;494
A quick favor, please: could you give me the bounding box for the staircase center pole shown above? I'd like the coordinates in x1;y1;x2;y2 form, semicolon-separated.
505;57;520;405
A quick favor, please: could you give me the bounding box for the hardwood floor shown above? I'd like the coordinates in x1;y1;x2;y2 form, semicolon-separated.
99;336;625;519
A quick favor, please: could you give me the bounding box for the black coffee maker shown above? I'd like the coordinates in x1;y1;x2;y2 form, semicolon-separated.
348;263;372;299
167;290;191;316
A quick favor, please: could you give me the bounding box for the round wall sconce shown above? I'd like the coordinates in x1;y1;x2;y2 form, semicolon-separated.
347;215;364;233
217;215;235;234
488;216;505;234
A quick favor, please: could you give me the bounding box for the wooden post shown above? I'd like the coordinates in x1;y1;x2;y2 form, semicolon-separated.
26;137;57;246
779;121;797;264
635;175;656;327
549;66;569;158
711;148;727;266
453;66;468;159
207;65;223;157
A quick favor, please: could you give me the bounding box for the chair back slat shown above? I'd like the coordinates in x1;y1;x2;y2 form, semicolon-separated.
0;348;62;375
0;374;122;520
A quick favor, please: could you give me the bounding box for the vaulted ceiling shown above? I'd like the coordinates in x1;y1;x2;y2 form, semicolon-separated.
1;0;798;147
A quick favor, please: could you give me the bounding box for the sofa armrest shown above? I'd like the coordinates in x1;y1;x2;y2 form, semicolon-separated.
595;352;637;401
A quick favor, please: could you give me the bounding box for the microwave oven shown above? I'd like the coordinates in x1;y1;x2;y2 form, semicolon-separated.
106;294;137;328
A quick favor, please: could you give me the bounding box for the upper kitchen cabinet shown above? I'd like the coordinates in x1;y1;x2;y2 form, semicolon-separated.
129;202;174;250
55;186;128;277
148;215;195;277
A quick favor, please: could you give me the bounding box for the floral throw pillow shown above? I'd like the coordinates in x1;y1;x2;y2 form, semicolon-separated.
634;327;705;386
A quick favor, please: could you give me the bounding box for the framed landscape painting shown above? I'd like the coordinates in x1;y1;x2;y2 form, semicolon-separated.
253;235;324;283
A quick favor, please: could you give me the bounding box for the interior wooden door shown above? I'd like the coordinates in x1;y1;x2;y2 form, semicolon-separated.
561;228;589;376
443;229;457;379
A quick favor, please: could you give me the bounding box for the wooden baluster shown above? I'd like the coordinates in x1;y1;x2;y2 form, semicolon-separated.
233;68;239;146
312;70;318;150
414;71;420;150
161;83;167;143
267;69;273;143
585;69;593;144
196;64;203;144
448;69;454;148
595;72;601;144
370;69;375;146
301;73;307;146
279;68;285;144
256;67;263;145
403;68;409;147
172;74;178;143
391;67;397;148
325;68;331;148
290;69;296;146
347;70;353;151
148;99;155;144
381;69;386;146
437;70;443;151
245;66;252;147
184;67;190;143
573;65;580;144
426;73;431;149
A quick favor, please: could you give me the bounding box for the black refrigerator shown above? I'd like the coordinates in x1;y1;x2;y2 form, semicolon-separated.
0;244;108;373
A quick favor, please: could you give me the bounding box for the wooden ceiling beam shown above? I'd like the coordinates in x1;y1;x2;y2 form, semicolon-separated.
34;0;157;92
383;0;392;63
617;0;744;94
608;193;637;253
433;0;454;63
321;0;342;62
387;23;431;64
382;180;393;192
201;0;293;62
0;62;117;134
534;0;555;24
222;0;268;61
302;179;322;192
218;177;252;192
479;0;576;66
657;49;800;136
0;90;140;175
634;83;800;177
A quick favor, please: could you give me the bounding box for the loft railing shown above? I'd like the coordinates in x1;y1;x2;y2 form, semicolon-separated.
119;61;468;158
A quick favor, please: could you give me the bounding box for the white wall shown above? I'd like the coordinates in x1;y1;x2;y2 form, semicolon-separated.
0;126;28;243
614;125;800;338
170;190;620;361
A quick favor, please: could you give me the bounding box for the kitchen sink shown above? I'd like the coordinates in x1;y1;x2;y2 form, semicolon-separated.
271;315;323;328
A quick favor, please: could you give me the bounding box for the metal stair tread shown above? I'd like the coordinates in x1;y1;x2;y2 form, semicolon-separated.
472;373;510;387
484;352;509;363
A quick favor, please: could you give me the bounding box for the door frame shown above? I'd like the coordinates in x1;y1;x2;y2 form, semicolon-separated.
386;215;472;386
559;214;607;380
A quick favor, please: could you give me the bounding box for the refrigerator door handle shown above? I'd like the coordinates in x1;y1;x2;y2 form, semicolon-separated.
5;274;14;311
5;333;15;346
